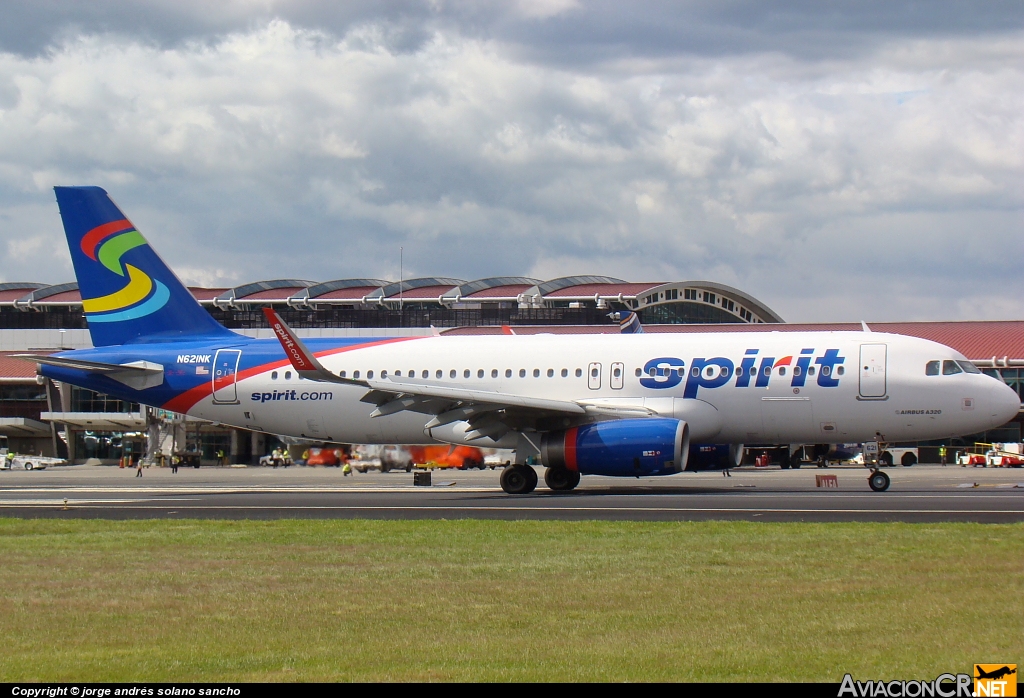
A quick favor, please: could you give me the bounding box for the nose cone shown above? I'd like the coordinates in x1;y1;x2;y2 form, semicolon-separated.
991;380;1021;425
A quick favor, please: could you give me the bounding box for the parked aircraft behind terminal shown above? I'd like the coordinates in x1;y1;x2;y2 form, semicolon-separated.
26;187;1021;493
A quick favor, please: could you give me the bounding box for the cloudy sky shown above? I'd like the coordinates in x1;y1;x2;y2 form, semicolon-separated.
1;1;1021;322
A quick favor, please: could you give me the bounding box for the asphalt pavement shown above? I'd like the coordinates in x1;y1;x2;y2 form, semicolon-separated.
1;463;1023;522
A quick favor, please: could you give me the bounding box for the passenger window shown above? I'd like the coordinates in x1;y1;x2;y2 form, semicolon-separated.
561;368;568;377
381;370;387;378
836;366;844;376
957;361;981;374
339;370;347;378
763;366;770;376
635;368;641;377
704;366;714;378
505;369;512;378
750;366;757;376
691;367;699;377
285;371;292;380
793;366;802;376
735;366;742;376
353;370;360;379
422;370;428;378
477;369;484;378
395;370;401;377
271;371;278;380
821;366;830;376
648;367;656;377
436;370;442;379
591;367;598;378
576;368;583;377
925;361;940;376
808;367;815;376
520;369;526;378
547;369;554;378
779;367;786;376
367;370;374;379
613;367;621;378
491;369;498;378
533;369;540;377
464;369;471;378
942;360;962;375
450;369;456;379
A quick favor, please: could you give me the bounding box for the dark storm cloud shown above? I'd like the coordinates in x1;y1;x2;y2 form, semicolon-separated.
0;2;1021;321
4;1;1024;59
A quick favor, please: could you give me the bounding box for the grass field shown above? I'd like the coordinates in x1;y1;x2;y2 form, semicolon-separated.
0;518;1021;682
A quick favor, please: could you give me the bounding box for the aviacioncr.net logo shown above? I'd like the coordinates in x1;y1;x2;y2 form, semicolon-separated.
79;218;169;323
839;673;973;697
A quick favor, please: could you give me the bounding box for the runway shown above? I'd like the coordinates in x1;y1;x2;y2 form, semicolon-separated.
1;464;1023;522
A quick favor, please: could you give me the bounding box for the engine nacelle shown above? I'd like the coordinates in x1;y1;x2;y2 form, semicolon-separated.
540;418;689;477
685;443;744;471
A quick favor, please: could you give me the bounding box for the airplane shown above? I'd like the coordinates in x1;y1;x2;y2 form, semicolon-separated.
24;186;1021;494
975;666;1016;681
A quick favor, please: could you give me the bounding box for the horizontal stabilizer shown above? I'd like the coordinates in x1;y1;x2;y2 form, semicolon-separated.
19;354;164;390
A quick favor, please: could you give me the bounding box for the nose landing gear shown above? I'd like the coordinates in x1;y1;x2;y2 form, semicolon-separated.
868;469;890;492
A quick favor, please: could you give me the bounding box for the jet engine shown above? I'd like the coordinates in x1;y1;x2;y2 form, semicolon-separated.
540;418;689;477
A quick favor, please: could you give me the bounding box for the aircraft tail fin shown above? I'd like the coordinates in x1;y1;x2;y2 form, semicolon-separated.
613;310;644;334
54;186;235;346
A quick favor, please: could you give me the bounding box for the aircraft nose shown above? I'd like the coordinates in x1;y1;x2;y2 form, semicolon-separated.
990;380;1021;425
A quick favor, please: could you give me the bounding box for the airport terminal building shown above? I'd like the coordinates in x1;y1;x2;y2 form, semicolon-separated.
0;276;1020;464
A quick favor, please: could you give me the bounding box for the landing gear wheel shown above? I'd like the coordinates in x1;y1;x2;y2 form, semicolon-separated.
500;465;538;494
868;470;890;492
544;467;581;491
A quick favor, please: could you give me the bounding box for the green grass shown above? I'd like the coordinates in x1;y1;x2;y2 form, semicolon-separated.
0;519;1021;681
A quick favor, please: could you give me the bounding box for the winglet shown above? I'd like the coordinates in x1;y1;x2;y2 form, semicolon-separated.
501;325;516;335
262;307;366;386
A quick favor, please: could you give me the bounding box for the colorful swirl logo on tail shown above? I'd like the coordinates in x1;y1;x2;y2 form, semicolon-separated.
79;219;170;323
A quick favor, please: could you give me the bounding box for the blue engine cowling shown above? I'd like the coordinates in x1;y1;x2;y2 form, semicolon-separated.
540;418;690;477
685;443;744;471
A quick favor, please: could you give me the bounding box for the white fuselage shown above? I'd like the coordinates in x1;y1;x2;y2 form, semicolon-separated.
189;331;1020;448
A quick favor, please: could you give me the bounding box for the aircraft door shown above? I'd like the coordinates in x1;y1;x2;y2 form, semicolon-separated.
859;344;887;398
610;362;624;390
212;349;242;404
588;362;602;390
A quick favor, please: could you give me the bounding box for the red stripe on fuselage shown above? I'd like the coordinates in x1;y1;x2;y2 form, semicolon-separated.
564;426;578;472
161;337;422;414
81;219;133;259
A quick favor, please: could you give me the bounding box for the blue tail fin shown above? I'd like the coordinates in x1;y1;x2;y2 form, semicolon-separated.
54;186;235;346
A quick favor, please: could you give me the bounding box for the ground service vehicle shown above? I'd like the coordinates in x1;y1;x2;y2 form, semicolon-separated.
27;187;1022;494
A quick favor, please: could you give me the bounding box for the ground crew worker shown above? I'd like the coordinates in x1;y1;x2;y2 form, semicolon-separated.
216;448;225;466
939;445;947;466
342;461;352;477
135;457;143;478
171;455;179;474
271;447;281;468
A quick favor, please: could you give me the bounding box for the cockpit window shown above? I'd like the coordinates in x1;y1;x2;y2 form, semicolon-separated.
925;361;940;376
956;361;981;374
942;360;963;375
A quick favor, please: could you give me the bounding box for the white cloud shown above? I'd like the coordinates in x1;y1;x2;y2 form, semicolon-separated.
0;20;1020;321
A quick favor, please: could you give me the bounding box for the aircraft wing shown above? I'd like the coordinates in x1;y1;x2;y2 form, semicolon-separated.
264;309;652;439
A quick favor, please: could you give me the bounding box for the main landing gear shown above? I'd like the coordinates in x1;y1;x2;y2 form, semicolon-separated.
544;467;581;492
868;469;891;492
500;464;538;494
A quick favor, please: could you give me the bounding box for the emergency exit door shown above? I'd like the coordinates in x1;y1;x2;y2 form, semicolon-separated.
859;344;887;398
212;349;242;404
588;362;602;390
